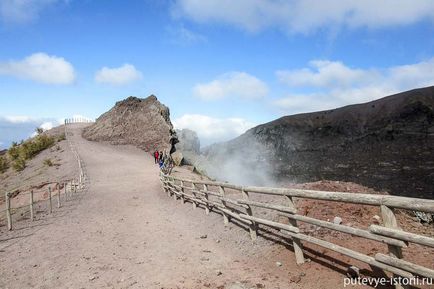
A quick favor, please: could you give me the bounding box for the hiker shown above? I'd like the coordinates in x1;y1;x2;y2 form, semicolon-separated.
159;151;164;162
154;150;159;164
159;158;164;169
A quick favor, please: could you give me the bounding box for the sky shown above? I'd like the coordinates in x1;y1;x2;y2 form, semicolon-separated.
1;0;434;149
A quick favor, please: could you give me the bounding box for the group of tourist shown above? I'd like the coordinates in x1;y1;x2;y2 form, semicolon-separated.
153;150;164;166
153;149;174;174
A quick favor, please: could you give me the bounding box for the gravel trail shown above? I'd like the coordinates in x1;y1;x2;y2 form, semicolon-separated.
0;125;360;289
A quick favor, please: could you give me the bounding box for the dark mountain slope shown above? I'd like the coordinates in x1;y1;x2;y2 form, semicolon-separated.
204;86;434;198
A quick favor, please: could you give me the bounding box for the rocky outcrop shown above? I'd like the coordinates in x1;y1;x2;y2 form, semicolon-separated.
82;95;178;152
171;151;184;166
203;86;434;199
175;129;200;154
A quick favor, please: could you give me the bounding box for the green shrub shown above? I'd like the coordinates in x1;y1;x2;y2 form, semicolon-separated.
57;133;66;142
8;142;20;160
43;158;53;167
6;129;57;172
0;155;9;173
12;157;26;172
10;134;55;161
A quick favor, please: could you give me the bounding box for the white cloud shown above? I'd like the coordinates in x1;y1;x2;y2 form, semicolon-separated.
172;0;434;33
95;64;143;86
40;121;54;131
0;0;59;23
173;114;256;146
30;121;54;137
274;58;434;113
276;60;379;88
167;25;206;45
273;94;341;113
193;72;268;101
0;52;76;84
4;115;34;123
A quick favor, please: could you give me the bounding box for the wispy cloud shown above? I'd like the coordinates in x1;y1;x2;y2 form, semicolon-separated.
0;52;76;84
193;71;268;101
274;58;434;113
166;25;206;45
173;114;256;146
172;0;434;34
3;115;34;123
0;0;60;24
95;64;143;86
276;60;380;89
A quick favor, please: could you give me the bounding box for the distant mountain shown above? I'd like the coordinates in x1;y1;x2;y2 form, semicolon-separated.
203;86;434;199
82;95;178;153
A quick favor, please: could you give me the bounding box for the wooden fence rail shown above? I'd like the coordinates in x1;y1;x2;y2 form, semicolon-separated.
160;173;434;288
1;182;81;230
2;122;88;231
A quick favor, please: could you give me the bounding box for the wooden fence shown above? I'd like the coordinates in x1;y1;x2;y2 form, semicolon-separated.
160;173;434;288
1;123;88;231
64;117;94;124
1;181;82;230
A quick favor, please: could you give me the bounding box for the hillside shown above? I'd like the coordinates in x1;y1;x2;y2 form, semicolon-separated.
202;86;434;199
82;95;178;153
0;125;78;198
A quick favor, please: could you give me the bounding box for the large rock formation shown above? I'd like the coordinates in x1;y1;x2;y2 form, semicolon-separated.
203;86;434;199
82;96;178;152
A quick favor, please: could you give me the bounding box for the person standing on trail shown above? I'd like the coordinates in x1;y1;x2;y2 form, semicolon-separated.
159;151;163;162
154;150;159;164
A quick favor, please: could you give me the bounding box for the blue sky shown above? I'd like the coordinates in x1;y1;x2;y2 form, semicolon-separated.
1;0;434;148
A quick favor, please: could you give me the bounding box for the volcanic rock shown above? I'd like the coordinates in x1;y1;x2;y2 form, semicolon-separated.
171;151;184;166
82;95;178;152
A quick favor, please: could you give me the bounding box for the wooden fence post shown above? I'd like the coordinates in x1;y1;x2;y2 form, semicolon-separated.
30;190;34;221
285;196;305;265
173;178;178;201
78;159;82;185
57;184;61;208
242;189;257;241
180;180;185;203
160;174;167;196
191;182;197;209
204;184;210;215
64;182;68;201
165;177;171;197
48;187;52;214
219;186;229;226
5;192;12;230
381;205;405;289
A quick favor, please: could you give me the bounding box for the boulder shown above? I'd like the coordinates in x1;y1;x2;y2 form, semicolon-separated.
171;151;184;166
82;95;178;153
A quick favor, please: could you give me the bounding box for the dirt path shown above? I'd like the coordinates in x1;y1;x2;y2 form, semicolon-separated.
0;125;360;289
